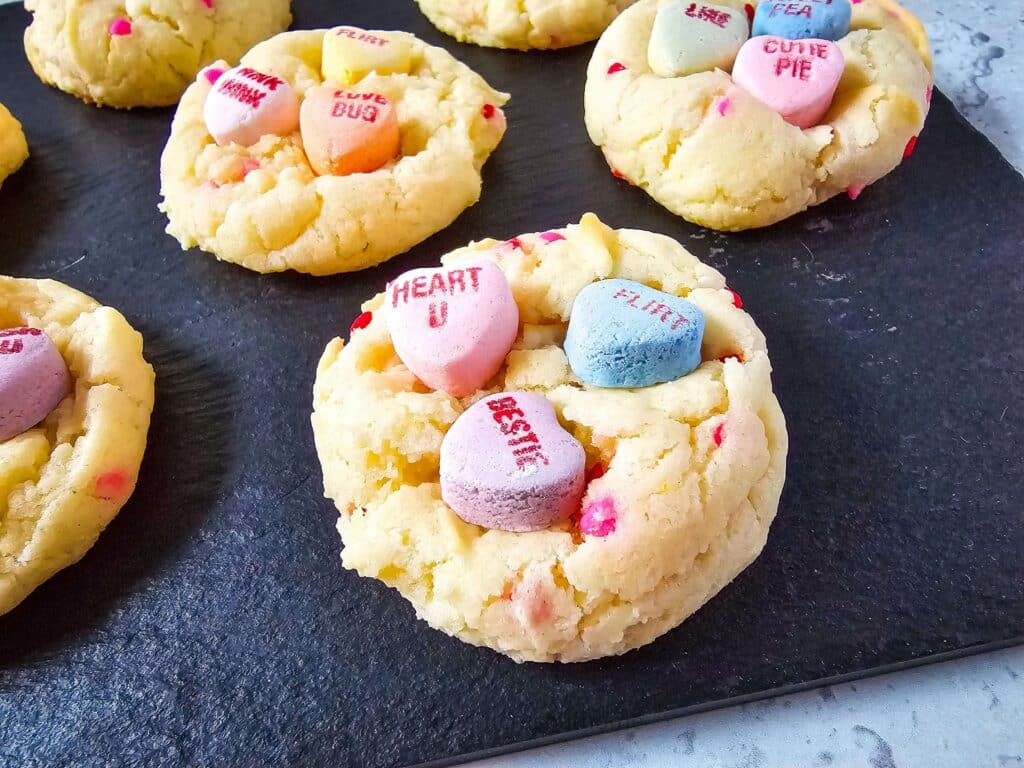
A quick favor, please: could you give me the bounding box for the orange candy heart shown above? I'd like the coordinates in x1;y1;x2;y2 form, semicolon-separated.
299;86;400;176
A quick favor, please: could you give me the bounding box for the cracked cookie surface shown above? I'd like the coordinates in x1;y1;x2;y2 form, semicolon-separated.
312;213;787;662
416;0;637;49
160;29;509;275
584;0;932;231
0;104;28;189
0;277;154;616
23;0;291;108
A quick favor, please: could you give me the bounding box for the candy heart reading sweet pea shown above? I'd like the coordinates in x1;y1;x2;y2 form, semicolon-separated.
0;327;70;441
564;279;705;388
203;66;300;147
648;0;750;77
440;392;586;532
386;261;519;397
322;27;414;85
732;36;844;128
299;87;400;176
752;0;851;41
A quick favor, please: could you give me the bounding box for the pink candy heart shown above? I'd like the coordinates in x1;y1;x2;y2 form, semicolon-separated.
203;66;300;147
0;327;70;441
731;35;845;128
440;392;586;532
386;261;519;397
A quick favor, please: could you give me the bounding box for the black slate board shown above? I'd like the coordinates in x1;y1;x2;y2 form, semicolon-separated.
1;1;1022;766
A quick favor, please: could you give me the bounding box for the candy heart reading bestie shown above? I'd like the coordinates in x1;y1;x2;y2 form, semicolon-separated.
751;0;851;41
648;0;750;78
440;392;586;532
386;261;519;397
564;279;705;388
322;27;414;85
0;327;70;441
203;66;300;147
732;36;844;128
299;87;401;176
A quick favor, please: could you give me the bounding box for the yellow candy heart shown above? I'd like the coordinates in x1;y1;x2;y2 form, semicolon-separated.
322;27;414;85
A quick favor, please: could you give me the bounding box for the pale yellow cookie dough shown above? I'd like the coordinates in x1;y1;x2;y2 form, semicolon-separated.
0;104;28;189
584;0;933;231
416;0;638;49
312;213;788;662
24;0;292;108
0;277;154;616
160;28;509;275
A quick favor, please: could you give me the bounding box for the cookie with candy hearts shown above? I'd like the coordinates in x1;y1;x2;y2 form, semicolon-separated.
0;276;154;617
584;0;932;231
161;27;508;275
23;0;291;108
312;213;788;662
0;103;28;190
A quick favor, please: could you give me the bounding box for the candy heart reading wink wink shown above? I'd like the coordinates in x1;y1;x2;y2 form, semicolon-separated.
322;27;414;85
203;66;300;147
386;261;519;396
648;0;750;78
564;279;706;388
0;327;70;441
299;87;401;176
752;0;852;41
440;392;586;532
732;36;844;128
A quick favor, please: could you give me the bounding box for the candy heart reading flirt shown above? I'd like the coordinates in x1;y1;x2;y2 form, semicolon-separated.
203;66;300;147
648;0;750;78
732;36;844;128
386;261;519;397
752;0;851;41
565;279;705;388
300;88;401;176
0;327;70;442
322;27;414;85
440;392;586;532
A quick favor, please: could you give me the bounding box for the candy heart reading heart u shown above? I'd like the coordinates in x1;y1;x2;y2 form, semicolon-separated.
0;327;70;441
732;36;844;128
440;392;586;532
752;0;852;41
203;66;300;147
322;27;414;85
564;279;705;388
386;261;519;397
299;87;401;176
648;0;750;78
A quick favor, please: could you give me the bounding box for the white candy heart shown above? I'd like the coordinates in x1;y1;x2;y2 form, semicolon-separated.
203;66;300;147
648;0;750;78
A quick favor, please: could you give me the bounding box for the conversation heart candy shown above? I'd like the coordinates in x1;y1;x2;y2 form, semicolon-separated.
387;261;519;397
440;392;586;532
732;36;844;128
0;327;70;441
648;0;750;77
752;0;851;41
299;87;400;176
203;66;300;147
322;26;414;85
564;279;705;388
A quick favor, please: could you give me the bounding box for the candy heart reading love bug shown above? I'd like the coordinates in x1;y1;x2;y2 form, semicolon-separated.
648;0;750;78
322;27;414;85
440;392;586;532
752;0;851;41
386;261;519;397
0;327;70;441
299;87;401;176
564;279;705;388
203;66;300;147
732;36;844;128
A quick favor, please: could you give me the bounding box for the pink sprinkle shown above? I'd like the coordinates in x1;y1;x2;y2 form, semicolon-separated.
240;158;260;178
579;497;617;538
851;0;862;4
713;423;725;447
612;168;626;180
201;0;213;6
95;470;129;500
109;17;132;36
717;97;731;117
847;184;865;200
926;85;933;103
506;237;523;249
903;135;918;158
727;288;743;308
539;231;565;243
350;311;373;333
607;62;626;76
511;582;552;624
481;103;496;119
203;67;224;85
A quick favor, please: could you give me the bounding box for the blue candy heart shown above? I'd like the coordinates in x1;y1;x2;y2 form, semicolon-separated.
752;0;852;41
564;279;705;388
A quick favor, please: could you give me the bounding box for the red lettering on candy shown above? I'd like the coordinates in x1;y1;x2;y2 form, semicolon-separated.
0;339;24;354
684;2;732;26
428;301;448;329
0;328;41;338
390;266;486;310
610;288;690;330
486;396;550;469
334;27;390;47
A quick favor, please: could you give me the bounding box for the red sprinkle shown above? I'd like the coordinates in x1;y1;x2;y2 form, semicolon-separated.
727;288;743;308
926;85;933;103
95;470;129;501
847;184;865;200
717;97;731;117
607;62;626;76
203;67;224;85
539;231;565;243
350;311;373;333
903;135;918;158
507;237;523;250
240;158;260;178
712;423;725;446
585;462;606;482
481;103;496;119
612;168;626;180
718;352;743;363
201;0;213;6
744;3;755;23
579;497;617;538
109;17;132;36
